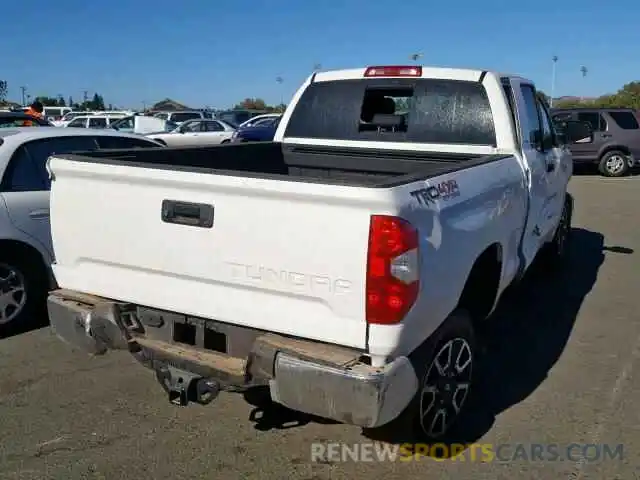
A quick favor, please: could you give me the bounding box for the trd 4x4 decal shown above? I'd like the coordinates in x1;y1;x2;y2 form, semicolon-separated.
410;179;460;206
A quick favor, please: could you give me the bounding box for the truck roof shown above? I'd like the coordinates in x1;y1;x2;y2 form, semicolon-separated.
311;65;534;85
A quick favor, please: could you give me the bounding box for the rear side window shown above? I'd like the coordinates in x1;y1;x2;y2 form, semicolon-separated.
67;118;87;128
577;112;606;132
2;136;98;191
1;146;46;191
284;79;496;145
608;111;639;130
88;117;108;128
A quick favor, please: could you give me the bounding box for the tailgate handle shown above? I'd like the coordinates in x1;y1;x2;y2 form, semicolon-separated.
161;200;214;228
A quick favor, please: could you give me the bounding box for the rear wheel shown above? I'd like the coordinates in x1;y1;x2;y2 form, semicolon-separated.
538;194;573;270
598;150;630;177
384;309;476;442
0;252;48;335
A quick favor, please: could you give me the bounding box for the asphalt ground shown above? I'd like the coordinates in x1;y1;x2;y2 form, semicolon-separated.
1;173;639;480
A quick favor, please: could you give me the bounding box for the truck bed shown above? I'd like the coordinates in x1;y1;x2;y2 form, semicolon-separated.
61;141;508;187
49;141;515;351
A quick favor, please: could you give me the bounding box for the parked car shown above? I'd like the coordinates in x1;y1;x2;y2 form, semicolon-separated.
153;111;206;125
47;65;588;440
550;107;640;176
0;128;164;332
215;110;266;128
42;106;72;123
237;113;282;129
63;115;121;129
52;111;131;127
231;115;280;142
147;119;236;146
110;115;176;135
0;112;53;127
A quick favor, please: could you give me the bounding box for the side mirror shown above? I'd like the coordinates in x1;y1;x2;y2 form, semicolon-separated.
559;120;594;144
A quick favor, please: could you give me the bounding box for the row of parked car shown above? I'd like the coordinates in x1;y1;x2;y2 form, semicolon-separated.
0;107;283;146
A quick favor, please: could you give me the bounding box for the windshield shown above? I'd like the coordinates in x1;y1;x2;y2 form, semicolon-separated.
284;78;496;146
164;121;178;131
110;116;134;130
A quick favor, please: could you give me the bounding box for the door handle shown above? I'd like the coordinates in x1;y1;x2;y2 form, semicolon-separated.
601;133;612;138
161;200;214;228
29;209;50;219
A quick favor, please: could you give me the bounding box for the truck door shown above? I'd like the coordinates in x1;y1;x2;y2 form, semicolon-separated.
509;79;565;267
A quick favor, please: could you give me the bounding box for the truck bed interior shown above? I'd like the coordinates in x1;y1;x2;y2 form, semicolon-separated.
62;142;509;188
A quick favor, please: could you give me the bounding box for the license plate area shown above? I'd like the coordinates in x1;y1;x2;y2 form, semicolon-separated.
136;307;227;354
173;318;227;353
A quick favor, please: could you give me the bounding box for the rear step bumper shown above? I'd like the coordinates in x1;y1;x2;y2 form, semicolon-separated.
47;289;419;428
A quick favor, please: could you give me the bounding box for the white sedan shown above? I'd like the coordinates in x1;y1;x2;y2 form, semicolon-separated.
0;127;164;332
146;119;235;146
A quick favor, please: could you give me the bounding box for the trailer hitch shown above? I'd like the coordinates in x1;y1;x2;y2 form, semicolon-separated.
155;364;221;406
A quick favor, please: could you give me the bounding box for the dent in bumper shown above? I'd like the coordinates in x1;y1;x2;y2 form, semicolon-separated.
48;291;129;355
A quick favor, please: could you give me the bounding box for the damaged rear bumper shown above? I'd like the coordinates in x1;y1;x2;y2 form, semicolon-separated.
47;289;418;428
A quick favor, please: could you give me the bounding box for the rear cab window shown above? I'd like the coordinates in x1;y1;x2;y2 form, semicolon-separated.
284;77;497;146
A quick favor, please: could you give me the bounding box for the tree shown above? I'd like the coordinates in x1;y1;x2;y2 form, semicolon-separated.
554;81;640;109
34;96;61;106
91;93;105;110
0;80;7;102
234;98;267;110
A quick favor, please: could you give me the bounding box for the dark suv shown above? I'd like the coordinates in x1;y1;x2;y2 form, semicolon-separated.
550;107;640;176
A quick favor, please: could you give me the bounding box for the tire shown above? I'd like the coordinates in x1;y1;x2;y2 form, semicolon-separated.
384;309;476;442
0;252;48;335
538;193;573;270
598;150;630;177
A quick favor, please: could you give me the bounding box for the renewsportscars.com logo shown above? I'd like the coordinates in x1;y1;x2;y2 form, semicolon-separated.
310;442;625;463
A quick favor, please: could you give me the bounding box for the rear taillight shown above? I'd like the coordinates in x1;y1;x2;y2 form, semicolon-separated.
366;215;419;325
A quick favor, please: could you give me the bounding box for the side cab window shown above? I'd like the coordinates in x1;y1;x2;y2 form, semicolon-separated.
535;98;555;150
519;84;543;150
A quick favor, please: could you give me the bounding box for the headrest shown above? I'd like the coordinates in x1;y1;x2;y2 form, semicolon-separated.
371;114;404;127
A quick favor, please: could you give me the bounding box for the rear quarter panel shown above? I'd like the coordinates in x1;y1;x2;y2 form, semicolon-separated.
367;156;527;360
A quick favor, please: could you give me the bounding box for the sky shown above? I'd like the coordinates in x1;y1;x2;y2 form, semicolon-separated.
3;0;639;109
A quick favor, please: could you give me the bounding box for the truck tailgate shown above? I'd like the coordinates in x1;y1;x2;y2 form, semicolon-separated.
49;158;392;349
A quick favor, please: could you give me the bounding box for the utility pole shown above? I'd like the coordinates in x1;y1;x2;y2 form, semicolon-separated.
83;90;89;103
20;86;27;106
550;56;558;108
580;66;588;102
276;76;284;107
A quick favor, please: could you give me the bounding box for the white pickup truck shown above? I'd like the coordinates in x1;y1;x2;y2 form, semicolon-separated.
46;65;590;440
